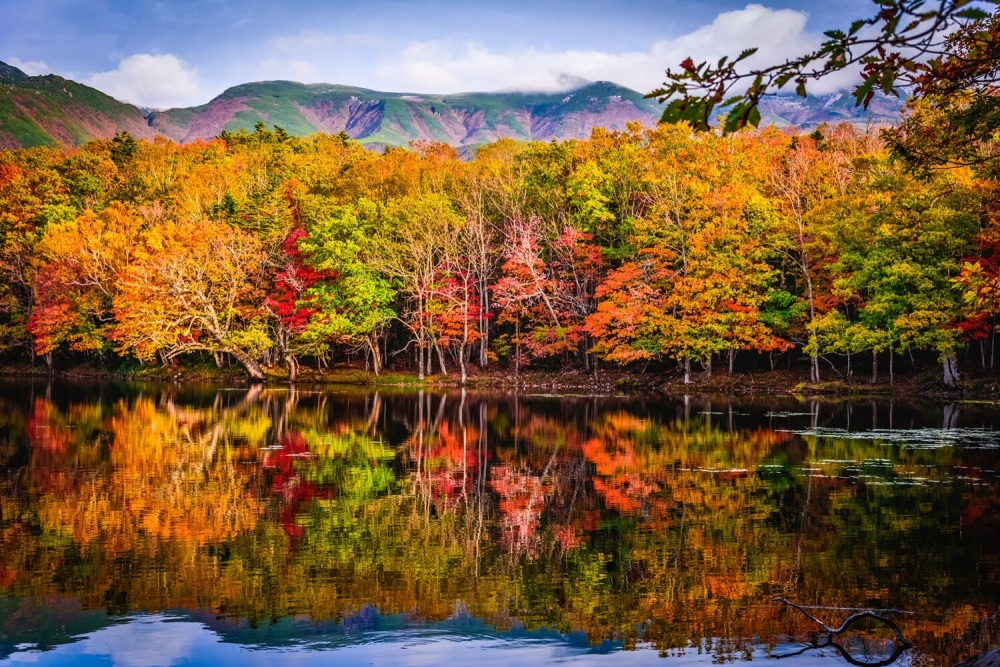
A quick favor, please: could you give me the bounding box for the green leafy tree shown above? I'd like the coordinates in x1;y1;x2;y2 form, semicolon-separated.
298;204;396;375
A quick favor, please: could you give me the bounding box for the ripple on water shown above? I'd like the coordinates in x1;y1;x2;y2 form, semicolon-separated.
778;426;1000;449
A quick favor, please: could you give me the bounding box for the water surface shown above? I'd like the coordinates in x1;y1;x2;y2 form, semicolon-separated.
0;382;997;665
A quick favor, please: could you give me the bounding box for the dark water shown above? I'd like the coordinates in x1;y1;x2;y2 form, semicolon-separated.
0;381;998;666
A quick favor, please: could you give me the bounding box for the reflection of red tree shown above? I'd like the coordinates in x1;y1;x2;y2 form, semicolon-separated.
490;464;552;558
409;419;489;500
27;398;71;454
591;475;659;515
581;435;664;516
261;431;333;538
26;398;87;496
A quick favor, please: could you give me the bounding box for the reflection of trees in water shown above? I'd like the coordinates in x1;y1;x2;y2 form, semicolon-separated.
0;386;997;661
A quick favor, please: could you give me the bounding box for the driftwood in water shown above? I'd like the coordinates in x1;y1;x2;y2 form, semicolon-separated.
772;597;913;666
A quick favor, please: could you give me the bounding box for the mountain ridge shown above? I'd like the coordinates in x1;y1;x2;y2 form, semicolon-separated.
146;78;665;149
0;60;904;150
0;61;29;82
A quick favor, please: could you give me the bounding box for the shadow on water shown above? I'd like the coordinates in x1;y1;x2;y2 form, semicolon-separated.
0;380;998;664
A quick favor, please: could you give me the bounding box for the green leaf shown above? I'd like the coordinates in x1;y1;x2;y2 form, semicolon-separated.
723;103;748;133
880;67;896;95
849;19;867;35
795;81;808;98
736;47;759;61
828;47;848;69
854;75;877;106
823;29;846;39
956;8;989;19
659;99;686;125
775;72;795;89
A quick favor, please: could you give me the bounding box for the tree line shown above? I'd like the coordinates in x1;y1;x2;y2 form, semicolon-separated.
0;119;996;385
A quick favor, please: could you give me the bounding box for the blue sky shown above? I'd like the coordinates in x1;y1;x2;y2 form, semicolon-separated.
1;0;875;108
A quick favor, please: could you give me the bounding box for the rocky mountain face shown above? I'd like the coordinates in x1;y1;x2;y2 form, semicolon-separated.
757;91;904;129
146;80;665;150
0;60;903;150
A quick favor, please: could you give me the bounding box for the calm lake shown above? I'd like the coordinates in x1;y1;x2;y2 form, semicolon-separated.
0;381;997;666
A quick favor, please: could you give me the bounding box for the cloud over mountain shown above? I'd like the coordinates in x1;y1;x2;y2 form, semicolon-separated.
84;54;205;109
359;4;857;94
6;56;51;76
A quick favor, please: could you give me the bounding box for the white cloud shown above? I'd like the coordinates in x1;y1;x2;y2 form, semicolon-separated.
6;57;51;76
371;4;858;95
81;616;201;667
257;58;321;82
84;54;205;109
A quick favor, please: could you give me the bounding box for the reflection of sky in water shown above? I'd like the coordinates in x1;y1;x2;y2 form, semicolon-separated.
80;617;202;667
0;614;890;667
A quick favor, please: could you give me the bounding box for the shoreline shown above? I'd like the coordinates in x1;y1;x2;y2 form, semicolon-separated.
1;362;997;400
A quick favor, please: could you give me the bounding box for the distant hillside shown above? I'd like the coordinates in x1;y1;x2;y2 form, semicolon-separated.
757;91;904;129
0;62;159;149
147;80;664;149
0;59;904;150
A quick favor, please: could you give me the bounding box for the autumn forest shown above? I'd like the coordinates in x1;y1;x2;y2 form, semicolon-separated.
0;118;996;386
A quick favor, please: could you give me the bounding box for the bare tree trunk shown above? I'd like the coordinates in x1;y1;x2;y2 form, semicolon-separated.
684;358;691;384
285;354;297;383
805;252;819;383
479;280;489;368
872;351;878;385
943;350;960;387
728;348;735;374
228;348;267;382
434;339;448;376
992;318;996;371
514;316;521;376
367;334;382;376
417;308;426;380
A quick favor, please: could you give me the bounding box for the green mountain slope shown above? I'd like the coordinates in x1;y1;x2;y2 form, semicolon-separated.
0;62;160;149
0;58;904;150
148;79;665;149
